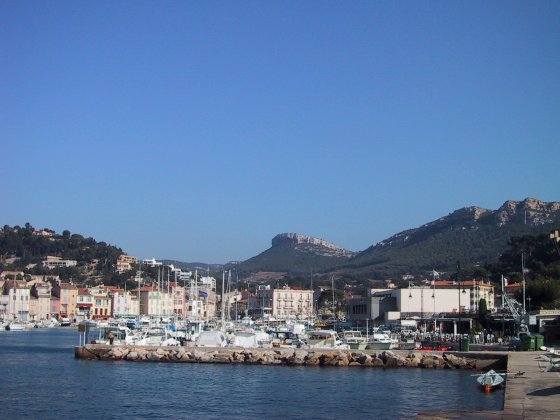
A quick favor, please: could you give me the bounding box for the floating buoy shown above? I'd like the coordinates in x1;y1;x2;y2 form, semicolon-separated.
485;384;491;393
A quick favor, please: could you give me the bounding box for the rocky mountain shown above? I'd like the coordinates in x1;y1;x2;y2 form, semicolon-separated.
231;233;355;276
344;198;560;279
271;233;356;258
230;198;560;281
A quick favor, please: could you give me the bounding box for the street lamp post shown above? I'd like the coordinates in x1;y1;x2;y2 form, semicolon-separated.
431;269;437;336
457;262;461;336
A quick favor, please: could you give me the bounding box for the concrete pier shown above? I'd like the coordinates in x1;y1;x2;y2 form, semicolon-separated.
414;351;560;419
501;351;560;419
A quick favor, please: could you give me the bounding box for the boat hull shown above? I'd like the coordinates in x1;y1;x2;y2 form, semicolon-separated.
366;342;392;350
5;323;26;331
477;370;504;392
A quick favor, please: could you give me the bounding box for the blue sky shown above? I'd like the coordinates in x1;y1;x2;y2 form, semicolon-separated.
2;1;559;263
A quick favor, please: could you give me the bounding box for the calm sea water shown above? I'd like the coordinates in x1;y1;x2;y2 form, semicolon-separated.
0;328;503;419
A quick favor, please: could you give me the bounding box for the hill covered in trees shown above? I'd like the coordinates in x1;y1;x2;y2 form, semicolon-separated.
335;198;560;280
0;224;126;284
490;232;560;310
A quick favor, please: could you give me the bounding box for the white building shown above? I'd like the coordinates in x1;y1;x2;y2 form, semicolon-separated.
142;258;163;267
42;256;77;269
346;284;478;325
111;289;138;317
2;280;30;321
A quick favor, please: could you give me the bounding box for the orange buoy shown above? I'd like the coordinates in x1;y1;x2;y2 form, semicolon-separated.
485;384;491;393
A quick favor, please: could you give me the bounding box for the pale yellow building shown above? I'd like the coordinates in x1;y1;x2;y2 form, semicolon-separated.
248;286;314;320
89;286;112;319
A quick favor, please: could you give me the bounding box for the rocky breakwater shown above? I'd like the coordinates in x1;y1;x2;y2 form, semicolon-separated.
75;346;489;370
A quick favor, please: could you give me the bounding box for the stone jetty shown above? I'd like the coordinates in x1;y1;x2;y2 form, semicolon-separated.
75;345;505;370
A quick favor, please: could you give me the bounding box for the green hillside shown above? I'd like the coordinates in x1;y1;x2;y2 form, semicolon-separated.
0;224;125;284
233;242;350;275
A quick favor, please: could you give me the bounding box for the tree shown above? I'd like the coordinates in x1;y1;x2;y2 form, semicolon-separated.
524;277;560;310
317;288;345;319
478;298;489;329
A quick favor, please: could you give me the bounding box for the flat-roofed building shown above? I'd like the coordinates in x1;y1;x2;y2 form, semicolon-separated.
42;256;77;269
248;285;314;320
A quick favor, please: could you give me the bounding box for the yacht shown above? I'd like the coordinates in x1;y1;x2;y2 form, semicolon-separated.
306;330;349;349
366;333;393;350
342;330;367;350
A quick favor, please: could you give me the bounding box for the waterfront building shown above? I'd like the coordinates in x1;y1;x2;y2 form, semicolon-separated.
170;282;185;318
30;282;52;320
138;285;174;317
247;285;314;320
50;296;60;320
346;281;489;333
29;296;39;321
185;287;216;320
0;293;6;319
432;280;495;312
110;288;138;317
76;288;93;321
2;280;30;321
89;286;112;320
183;274;218;320
52;282;78;320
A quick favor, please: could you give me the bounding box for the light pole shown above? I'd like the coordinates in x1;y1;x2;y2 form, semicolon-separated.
457;262;461;336
431;269;437;336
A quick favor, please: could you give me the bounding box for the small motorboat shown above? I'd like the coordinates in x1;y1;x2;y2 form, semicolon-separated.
477;369;504;392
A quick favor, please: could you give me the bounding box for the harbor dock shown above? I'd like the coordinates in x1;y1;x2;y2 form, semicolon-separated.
415;351;560;419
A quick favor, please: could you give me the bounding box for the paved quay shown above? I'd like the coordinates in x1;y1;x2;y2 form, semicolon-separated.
414;351;560;419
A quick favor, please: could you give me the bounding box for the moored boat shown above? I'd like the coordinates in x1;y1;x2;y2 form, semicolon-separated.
306;330;349;349
195;330;228;347
342;330;367;350
477;369;504;392
5;321;26;331
366;333;392;350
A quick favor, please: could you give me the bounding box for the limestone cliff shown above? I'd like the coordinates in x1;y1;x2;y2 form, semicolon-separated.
271;233;355;258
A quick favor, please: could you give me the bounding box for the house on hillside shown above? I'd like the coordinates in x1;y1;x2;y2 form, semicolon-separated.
42;256;77;269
